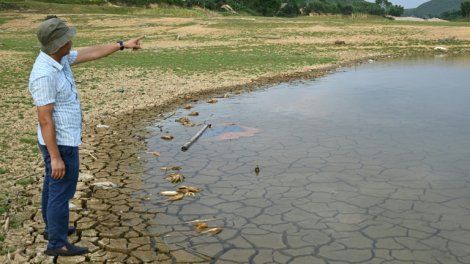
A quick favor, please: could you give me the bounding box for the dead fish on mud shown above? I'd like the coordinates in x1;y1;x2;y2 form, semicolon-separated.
176;117;195;127
166;193;185;202
161;134;174;140
165;173;185;184
188;111;199;116
206;98;218;104
160;166;182;171
201;227;223;235
160;191;179;196
194;222;208;233
184;104;192;110
146;151;160;157
178;185;202;196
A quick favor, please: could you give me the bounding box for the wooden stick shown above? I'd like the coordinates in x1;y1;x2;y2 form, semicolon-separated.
181;124;211;151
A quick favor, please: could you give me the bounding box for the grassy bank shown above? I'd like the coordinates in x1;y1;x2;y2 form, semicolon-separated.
1;1;470;260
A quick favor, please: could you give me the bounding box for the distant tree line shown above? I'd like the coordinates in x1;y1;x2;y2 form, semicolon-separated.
35;0;406;17
440;0;470;20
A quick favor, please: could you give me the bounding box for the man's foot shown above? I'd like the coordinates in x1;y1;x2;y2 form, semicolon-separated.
43;227;76;240
44;243;89;256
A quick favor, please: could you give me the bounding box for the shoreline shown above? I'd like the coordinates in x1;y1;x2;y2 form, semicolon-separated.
72;51;451;262
2;49;470;262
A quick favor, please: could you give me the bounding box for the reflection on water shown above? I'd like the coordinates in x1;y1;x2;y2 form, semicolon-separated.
142;56;470;263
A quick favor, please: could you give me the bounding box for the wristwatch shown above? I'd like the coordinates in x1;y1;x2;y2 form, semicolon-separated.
117;40;124;51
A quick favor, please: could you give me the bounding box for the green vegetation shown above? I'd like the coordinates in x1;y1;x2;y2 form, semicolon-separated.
405;0;464;18
88;44;335;74
462;1;470;19
0;168;8;175
15;177;35;187
19;138;37;146
0;0;404;17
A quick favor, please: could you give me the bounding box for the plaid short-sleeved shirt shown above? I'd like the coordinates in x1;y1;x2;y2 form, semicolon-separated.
29;50;82;147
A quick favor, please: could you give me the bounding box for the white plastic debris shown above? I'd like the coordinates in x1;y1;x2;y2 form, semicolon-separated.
434;46;448;52
96;124;110;129
69;203;77;210
91;181;118;190
368;59;375;63
78;173;94;182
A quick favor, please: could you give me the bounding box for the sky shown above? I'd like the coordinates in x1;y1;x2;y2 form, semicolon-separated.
365;0;429;8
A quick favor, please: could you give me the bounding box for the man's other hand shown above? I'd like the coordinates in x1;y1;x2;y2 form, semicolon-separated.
125;36;144;50
51;156;66;179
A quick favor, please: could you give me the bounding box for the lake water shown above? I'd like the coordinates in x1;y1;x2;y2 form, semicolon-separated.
142;56;470;263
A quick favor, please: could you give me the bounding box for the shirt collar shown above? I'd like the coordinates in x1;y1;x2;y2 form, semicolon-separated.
39;51;64;71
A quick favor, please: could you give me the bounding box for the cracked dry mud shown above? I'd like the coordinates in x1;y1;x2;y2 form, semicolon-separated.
141;58;470;264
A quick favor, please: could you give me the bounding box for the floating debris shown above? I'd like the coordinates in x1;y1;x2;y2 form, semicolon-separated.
207;98;218;104
181;124;211;151
184;104;192;110
255;165;260;176
161;134;174;140
188;111;199;116
165;173;185;184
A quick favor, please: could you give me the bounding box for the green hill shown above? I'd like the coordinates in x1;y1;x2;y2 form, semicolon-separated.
404;0;463;18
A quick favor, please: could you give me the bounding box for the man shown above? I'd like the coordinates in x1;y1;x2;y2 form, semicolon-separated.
28;15;143;257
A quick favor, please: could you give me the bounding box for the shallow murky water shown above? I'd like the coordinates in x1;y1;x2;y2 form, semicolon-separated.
142;56;470;263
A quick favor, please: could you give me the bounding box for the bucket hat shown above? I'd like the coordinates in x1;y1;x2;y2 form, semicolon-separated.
37;17;76;54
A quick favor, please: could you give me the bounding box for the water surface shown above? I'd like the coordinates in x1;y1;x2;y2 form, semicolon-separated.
142;56;470;263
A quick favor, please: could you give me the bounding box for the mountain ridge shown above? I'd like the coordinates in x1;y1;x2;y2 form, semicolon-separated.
404;0;463;18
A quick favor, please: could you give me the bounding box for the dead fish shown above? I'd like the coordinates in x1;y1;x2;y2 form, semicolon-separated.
255;165;260;176
176;117;195;127
178;185;202;194
207;98;218;104
184;104;192;110
176;117;190;124
161;134;174;140
166;193;185;202
160;191;179;196
147;151;160;157
160;166;182;171
165;173;185;184
194;222;208;233
178;186;201;197
188;111;199;116
201;227;223;235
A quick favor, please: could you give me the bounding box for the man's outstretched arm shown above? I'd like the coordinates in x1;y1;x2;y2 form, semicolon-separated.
73;36;144;65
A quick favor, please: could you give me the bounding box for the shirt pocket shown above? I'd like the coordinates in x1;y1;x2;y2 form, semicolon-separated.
56;77;74;102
